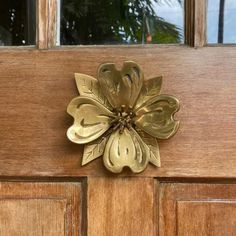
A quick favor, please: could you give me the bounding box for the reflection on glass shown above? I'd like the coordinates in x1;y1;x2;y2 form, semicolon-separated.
60;0;183;45
0;1;36;46
207;0;236;44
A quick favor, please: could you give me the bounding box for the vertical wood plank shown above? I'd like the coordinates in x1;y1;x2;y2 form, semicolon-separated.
194;0;206;47
185;0;194;46
87;177;157;236
185;0;206;47
37;0;48;49
37;0;58;49
48;0;58;48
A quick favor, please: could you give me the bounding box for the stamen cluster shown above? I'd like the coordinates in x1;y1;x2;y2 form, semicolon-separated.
112;107;134;133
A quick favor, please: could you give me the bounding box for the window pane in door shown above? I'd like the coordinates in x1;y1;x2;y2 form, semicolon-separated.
0;1;36;46
207;0;236;44
60;0;184;45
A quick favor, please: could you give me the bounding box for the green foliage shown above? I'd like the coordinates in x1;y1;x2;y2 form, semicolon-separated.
61;0;183;44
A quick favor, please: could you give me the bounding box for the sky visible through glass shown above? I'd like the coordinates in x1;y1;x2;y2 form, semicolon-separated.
208;0;236;43
153;0;183;36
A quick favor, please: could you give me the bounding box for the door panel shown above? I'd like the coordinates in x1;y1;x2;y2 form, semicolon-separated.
159;183;236;236
177;200;236;236
0;47;235;178
0;199;66;236
0;182;82;236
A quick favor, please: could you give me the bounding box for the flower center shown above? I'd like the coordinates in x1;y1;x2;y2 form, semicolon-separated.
112;107;134;133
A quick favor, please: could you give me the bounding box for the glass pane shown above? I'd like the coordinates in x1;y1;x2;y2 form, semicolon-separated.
60;0;184;45
207;0;236;44
0;0;36;46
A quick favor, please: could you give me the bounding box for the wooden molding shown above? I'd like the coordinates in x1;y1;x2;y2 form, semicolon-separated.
194;0;207;47
36;0;207;49
37;0;58;49
185;0;206;47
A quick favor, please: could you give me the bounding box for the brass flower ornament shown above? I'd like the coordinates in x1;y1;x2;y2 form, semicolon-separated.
67;61;180;173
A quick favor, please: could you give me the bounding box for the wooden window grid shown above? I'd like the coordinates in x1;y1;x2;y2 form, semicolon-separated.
0;0;206;49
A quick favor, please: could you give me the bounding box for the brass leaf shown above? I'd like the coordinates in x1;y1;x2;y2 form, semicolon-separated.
75;73;112;109
135;76;162;110
137;129;160;167
82;136;108;166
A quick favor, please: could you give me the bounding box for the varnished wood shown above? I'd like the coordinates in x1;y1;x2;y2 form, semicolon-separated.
87;177;157;236
185;0;194;46
0;199;66;236
0;182;81;235
194;0;206;47
177;201;236;236
185;0;206;47
1;1;234;235
48;0;58;48
37;0;57;49
159;183;236;236
0;46;235;178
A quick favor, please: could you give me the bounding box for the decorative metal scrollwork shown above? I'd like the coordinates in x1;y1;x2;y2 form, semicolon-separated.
66;61;180;173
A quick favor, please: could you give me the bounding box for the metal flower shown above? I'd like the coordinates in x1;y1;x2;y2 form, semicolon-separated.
67;61;180;173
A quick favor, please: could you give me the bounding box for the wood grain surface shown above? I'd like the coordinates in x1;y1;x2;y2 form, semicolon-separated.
87;177;157;236
0;182;81;235
37;0;57;49
194;0;206;47
185;0;206;47
177;200;236;236
0;199;67;236
159;183;236;236
0;46;235;178
185;0;195;46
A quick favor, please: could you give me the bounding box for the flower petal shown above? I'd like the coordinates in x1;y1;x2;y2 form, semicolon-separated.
134;95;180;139
67;97;114;144
134;76;162;110
97;61;143;109
74;73;112;109
103;128;149;173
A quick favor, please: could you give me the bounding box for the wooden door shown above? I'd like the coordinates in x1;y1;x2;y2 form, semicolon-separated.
0;0;236;235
